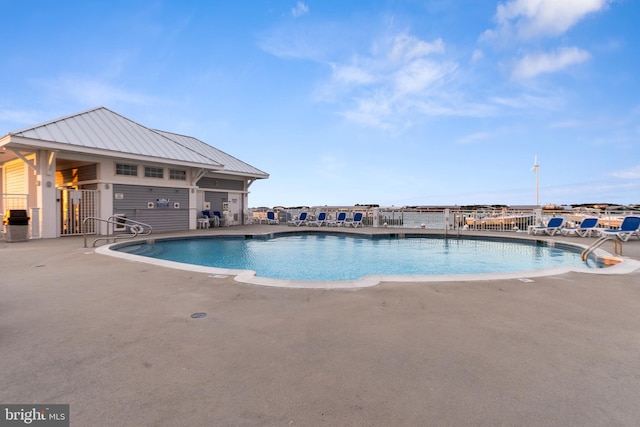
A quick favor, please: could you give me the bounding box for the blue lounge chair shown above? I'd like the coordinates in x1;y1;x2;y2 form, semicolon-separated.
213;211;225;227
308;212;327;227
561;217;599;237
530;217;564;236
598;216;640;242
344;212;364;228
202;210;220;227
266;211;279;225
288;212;308;226
327;212;347;227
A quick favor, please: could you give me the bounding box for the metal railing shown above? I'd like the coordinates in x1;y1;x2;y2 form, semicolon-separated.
251;206;538;231
581;235;623;262
83;216;152;247
250;205;640;234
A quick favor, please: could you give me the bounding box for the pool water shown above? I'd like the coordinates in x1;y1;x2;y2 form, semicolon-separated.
115;234;596;281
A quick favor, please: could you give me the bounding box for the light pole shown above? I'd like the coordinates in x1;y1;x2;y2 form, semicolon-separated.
532;155;540;206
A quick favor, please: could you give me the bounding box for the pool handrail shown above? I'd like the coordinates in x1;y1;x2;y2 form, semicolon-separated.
82;216;152;247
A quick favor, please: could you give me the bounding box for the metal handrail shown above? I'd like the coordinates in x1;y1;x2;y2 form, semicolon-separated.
581;235;622;262
82;216;152;248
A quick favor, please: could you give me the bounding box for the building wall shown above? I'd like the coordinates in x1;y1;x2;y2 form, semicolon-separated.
56;164;98;185
203;191;228;214
4;160;26;195
2;147;260;236
198;177;244;191
199;176;247;224
113;184;189;232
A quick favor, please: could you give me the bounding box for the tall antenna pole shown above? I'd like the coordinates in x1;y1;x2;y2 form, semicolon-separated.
532;155;540;206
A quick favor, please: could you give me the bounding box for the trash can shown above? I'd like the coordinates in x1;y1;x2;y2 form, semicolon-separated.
3;209;30;242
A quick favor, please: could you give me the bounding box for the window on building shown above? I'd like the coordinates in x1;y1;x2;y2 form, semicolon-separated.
169;169;187;181
115;163;138;176
144;166;164;179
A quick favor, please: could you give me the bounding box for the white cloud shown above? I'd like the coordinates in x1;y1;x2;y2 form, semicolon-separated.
258;25;333;61
490;91;564;111
455;131;493;145
471;49;484;63
393;58;452;96
263;25;504;130
340;95;393;130
291;2;309;18
331;63;376;86
512;47;591;79
485;0;612;41
0;109;42;128
318;32;462;129
388;34;444;61
611;165;640;180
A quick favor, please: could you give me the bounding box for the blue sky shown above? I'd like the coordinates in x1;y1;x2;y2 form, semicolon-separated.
1;0;639;207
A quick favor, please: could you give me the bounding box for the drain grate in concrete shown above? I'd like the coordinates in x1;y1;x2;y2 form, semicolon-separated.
190;312;207;319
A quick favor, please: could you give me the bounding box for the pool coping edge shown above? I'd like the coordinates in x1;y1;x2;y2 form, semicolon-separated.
93;231;640;289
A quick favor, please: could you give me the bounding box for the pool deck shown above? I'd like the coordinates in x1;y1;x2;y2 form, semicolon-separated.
2;226;640;426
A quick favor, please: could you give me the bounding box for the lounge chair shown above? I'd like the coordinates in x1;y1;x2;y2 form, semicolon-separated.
308;212;327;227
561;217;599;237
288;212;308;226
344;212;364;228
202;210;219;227
529;217;564;236
213;211;225;227
598;216;640;242
266;211;279;225
326;212;347;227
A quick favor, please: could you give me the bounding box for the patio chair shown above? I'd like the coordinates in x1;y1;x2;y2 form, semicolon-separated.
266;211;279;225
213;211;226;227
202;210;219;227
560;217;599;237
598;216;640;242
326;212;347;227
529;217;564;236
308;212;327;227
288;212;308;226
344;212;364;228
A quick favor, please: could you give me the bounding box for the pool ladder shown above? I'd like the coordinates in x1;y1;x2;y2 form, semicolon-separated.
82;216;152;248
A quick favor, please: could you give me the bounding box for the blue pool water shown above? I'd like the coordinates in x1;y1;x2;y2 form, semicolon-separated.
115;234;596;281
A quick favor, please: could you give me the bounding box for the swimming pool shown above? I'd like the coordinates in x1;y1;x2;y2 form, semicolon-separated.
111;232;599;283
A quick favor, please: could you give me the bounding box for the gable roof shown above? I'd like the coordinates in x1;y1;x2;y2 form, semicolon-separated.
6;106;267;178
154;130;268;178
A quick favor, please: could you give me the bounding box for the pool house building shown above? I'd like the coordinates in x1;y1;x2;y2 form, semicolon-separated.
0;107;269;239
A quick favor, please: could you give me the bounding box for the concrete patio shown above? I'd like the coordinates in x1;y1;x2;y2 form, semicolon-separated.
1;226;639;426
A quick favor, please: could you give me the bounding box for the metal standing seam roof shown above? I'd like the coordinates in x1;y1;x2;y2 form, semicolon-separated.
7;107;262;174
154;130;269;178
